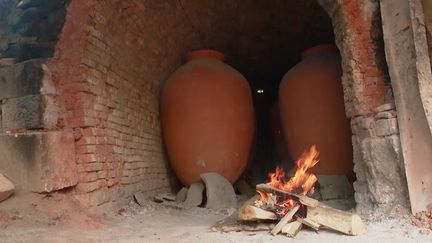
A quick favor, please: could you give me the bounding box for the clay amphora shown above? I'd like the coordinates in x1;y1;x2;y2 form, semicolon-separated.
161;49;255;186
279;44;353;176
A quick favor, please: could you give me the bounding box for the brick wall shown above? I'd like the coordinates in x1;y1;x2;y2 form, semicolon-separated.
47;0;181;206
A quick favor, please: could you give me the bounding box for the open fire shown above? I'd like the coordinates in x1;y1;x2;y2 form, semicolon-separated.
257;145;319;215
236;145;365;238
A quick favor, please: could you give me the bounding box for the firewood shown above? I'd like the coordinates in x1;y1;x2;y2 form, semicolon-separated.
238;195;277;221
281;220;303;237
256;184;319;207
239;205;277;221
297;217;320;231
271;204;301;235
306;202;365;235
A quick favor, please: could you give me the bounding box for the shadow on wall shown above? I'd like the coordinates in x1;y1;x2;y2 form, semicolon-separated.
0;0;70;62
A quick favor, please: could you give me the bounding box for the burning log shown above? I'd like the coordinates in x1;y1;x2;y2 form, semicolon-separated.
281;220;303;237
231;146;365;237
255;183;319;207
256;183;365;235
271;204;300;235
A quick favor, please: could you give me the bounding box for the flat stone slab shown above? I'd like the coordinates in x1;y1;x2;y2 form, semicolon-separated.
317;175;354;200
175;187;188;203
0;131;78;192
200;172;237;209
0;173;14;202
183;182;204;207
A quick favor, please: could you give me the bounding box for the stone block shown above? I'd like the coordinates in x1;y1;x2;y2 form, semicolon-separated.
0;173;14;202
351;116;375;137
357;137;408;208
2;94;44;131
0;131;78;192
374;118;398;136
0;59;43;99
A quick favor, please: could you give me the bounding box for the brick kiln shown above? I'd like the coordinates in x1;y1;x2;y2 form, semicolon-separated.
0;0;431;231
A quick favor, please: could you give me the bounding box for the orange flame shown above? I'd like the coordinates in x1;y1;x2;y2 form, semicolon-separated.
260;145;320;209
256;190;270;203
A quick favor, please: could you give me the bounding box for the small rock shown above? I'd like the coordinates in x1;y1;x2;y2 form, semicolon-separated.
420;229;431;235
175;187;188;203
183;182;204;207
200;172;237;209
0;173;14;202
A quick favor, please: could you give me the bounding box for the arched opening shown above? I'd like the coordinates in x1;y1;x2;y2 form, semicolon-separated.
0;0;409;216
46;0;359;207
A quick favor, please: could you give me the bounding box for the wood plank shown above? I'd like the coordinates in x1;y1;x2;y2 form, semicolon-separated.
281;220;303;237
297;217;320;231
306;202;365;235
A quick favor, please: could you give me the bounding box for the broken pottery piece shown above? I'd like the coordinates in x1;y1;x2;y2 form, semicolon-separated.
200;172;237;209
133;192;147;206
0;173;15;202
175;187;188;203
317;175;354;200
154;192;176;203
183;182;204;207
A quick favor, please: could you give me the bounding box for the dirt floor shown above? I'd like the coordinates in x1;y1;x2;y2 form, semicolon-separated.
0;191;431;243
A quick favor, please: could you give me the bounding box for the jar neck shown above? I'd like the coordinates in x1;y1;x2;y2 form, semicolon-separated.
301;44;339;60
185;49;225;62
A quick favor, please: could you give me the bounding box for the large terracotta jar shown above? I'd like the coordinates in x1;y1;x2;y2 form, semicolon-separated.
161;49;255;186
278;44;353;177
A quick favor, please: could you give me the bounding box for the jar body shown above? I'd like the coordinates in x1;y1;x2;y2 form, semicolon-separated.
279;45;353;176
161;50;255;186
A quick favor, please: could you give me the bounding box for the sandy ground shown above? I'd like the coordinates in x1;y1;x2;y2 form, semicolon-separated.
0;191;431;243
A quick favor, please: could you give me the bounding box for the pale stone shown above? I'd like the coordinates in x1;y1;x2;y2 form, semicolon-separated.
374;118;398;136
